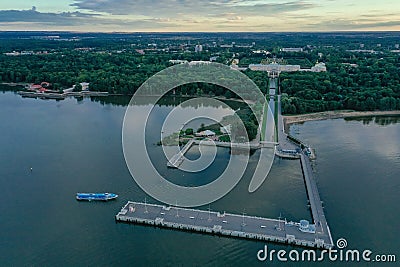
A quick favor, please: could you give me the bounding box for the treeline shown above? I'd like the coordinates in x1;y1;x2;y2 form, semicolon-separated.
1;38;400;114
0;51;173;93
280;53;400;114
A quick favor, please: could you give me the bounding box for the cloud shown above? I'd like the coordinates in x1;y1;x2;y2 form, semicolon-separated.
0;7;176;29
0;1;398;32
70;0;314;17
0;7;97;25
303;18;400;31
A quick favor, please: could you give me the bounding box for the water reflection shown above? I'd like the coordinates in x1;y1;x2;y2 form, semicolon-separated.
90;95;247;110
345;115;400;126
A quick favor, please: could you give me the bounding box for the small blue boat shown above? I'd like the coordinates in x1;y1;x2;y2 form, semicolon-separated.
76;193;118;201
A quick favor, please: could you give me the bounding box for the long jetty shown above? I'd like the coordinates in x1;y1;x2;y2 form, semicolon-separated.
119;75;333;249
270;76;333;247
167;139;195;168
17;90;109;100
116;201;333;249
300;153;333;246
167;139;274;168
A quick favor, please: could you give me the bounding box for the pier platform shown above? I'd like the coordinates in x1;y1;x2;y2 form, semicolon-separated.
167;139;261;168
300;153;333;246
136;76;333;250
167;139;195;168
116;201;333;249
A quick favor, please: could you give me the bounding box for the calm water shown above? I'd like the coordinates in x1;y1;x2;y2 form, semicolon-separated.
0;90;399;266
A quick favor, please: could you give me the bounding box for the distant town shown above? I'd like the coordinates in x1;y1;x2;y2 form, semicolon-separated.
1;32;399;114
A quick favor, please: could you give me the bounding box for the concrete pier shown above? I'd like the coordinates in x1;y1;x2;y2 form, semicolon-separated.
167;139;195;168
300;153;332;245
271;76;332;246
116;201;333;249
133;75;334;249
167;139;265;168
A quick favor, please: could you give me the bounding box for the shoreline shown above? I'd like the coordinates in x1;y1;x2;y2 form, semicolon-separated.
0;82;31;88
283;110;400;128
0;84;253;104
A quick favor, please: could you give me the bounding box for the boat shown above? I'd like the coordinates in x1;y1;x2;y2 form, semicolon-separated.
76;193;118;201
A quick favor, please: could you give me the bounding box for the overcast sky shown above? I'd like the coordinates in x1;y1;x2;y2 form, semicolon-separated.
0;0;399;32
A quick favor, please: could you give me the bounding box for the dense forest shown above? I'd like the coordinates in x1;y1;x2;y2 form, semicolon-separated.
1;32;400;114
279;53;400;113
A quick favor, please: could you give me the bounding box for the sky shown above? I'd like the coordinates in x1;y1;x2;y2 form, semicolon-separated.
0;0;399;32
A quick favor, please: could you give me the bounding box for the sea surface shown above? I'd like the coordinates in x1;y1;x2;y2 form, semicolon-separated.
0;88;398;266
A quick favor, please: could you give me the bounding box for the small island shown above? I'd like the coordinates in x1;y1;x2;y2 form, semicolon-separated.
159;122;232;146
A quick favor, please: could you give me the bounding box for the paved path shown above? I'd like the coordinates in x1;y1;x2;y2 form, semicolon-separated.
116;201;333;249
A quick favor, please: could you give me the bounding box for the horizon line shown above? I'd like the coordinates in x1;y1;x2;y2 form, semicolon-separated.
1;30;399;34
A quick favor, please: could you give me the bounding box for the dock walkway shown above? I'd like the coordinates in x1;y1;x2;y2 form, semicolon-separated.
125;75;334;249
116;201;333;249
167;139;265;168
167;139;195;168
300;153;332;245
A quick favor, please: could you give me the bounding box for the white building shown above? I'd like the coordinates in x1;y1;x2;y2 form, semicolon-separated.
220;44;233;48
188;61;212;66
252;50;270;55
280;48;303;52
195;130;216;137
80;82;90;91
195;44;203;53
250;62;326;73
249;63;300;72
169;60;188;64
310;62;327;72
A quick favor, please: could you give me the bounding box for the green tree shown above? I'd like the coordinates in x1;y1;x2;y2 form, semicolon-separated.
185;128;194;135
73;83;82;92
